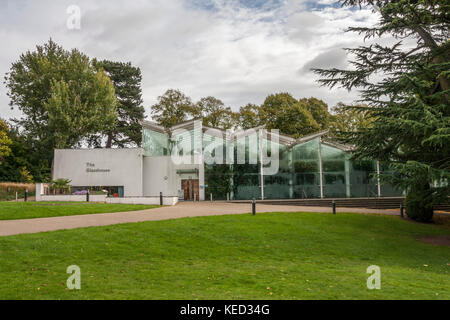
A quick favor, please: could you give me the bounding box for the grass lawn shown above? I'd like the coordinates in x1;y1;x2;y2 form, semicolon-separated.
0;211;448;300
0;202;159;220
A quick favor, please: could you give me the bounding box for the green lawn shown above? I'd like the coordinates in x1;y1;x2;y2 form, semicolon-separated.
0;211;448;300
0;202;159;220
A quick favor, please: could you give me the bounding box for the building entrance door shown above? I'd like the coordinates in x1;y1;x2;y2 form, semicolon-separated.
181;179;199;201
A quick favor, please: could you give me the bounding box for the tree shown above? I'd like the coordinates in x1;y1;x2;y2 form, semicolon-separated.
260;93;320;138
4;39;117;167
300;97;332;130
329;102;373;136
0;126;50;182
235;104;263;130
50;178;72;194
0;119;12;164
89;60;145;148
194;96;234;129
151;89;194;130
313;0;450;222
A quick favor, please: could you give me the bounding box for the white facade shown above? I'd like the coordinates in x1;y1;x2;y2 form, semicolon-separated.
53;148;145;197
52;148;205;200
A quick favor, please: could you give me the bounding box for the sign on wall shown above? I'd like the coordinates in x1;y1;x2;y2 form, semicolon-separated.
86;162;111;173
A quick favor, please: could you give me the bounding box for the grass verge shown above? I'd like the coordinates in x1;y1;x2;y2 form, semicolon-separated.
0;202;159;220
0;211;448;300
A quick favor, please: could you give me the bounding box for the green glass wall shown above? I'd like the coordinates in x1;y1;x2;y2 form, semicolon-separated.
292;139;321;198
142;128;169;156
232;134;261;200
349;159;378;197
203;133;231;200
321;143;348;198
263;140;291;199
143;126;403;200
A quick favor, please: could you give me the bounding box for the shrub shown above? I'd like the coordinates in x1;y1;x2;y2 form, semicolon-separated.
405;183;434;222
50;178;72;194
0;182;35;201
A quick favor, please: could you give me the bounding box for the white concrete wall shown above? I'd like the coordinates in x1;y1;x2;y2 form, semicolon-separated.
39;194;107;202
53;149;144;197
143;156;177;197
106;197;178;206
35;183;44;202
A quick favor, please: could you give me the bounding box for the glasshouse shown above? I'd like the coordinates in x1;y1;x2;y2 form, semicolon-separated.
140;120;403;201
52;119;403;201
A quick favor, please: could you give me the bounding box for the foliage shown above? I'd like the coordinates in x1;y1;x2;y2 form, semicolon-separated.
0;182;35;202
294;161;318;173
193;97;234;130
260;93;321;138
0;119;12;163
89;60;145;148
151;89;194;130
151;89;333;138
313;0;450;222
152;90;237;131
300;97;332;130
0;126;50;183
4;39;117;166
50;178;72;191
205;164;232;200
405;182;434;222
329;103;373;137
19;166;33;184
234;95;332;137
234;104;263;130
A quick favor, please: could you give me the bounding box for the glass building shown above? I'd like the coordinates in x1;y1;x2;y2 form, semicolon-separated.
142;120;403;201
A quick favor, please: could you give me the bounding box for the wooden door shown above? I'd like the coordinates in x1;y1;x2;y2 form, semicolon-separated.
182;179;200;201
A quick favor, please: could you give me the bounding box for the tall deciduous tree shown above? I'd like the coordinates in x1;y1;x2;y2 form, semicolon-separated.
4;39;117;167
89;60;145;148
151;89;194;130
313;0;450;221
235;104;263;130
0;119;12;163
329;102;373;136
260;93;321;138
300;97;332;130
0;126;50;182
194;96;234;129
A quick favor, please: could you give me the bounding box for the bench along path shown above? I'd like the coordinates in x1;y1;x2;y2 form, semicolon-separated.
0;202;400;237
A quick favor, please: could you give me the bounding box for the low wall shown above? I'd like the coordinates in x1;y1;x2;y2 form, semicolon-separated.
34;183;178;206
106;197;178;206
38;194;107;202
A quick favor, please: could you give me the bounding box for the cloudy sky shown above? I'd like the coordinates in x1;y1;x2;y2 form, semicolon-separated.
0;0;379;121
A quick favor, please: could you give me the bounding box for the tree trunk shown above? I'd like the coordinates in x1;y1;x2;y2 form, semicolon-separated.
106;134;113;149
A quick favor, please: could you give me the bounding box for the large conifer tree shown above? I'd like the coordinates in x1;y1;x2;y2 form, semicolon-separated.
314;0;449;221
89;60;145;148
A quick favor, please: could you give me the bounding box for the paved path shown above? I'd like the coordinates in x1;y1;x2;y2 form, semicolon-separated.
0;202;400;237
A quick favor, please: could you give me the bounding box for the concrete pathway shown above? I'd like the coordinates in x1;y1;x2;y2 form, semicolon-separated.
0;202;400;237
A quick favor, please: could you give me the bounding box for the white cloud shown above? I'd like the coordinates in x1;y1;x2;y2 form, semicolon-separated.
0;0;378;122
